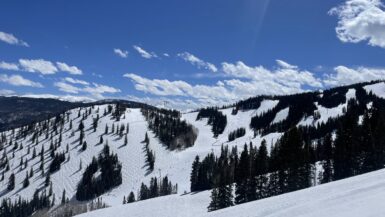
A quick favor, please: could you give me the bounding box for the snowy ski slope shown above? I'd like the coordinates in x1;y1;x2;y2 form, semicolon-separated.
77;168;385;217
1;83;384;216
0;101;283;206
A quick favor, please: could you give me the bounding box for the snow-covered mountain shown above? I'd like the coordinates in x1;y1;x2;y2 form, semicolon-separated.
1;80;385;217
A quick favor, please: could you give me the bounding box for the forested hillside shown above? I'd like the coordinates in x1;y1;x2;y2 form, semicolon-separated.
1;81;385;217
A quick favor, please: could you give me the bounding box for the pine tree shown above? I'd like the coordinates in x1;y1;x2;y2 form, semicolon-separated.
45;173;51;187
278;127;305;193
82;141;87;151
246;143;257;202
7;173;15;191
216;160;233;210
79;130;85;145
139;183;149;200
149;177;159;198
144;132;149;144
23;172;29;188
32;147;36;159
61;189;66;204
49;183;53;196
256;139;269;199
29;167;34;178
190;156;200;192
127;191;135;203
93;116;98;132
320;134;333;184
78;121;84;131
207;187;219;212
235;144;249;204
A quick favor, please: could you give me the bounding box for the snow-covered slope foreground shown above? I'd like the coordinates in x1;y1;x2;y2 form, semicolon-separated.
77;168;385;217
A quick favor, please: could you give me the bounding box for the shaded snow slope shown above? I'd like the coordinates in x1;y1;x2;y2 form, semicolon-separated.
77;168;385;217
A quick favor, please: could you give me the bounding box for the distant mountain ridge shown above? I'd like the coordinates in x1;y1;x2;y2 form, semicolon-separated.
0;97;154;131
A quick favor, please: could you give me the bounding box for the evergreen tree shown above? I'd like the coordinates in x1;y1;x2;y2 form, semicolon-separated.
61;189;66;204
7;173;15;191
216;168;233;210
23;172;29;188
256;139;269;199
82;141;87;151
320;134;333;184
234;144;249;204
45;173;51;187
207;187;219;212
105;124;108;135
29;167;34;178
139;183;149;200
246;143;257;202
190;156;200;192
333;112;360;180
149;177;159;198
78;121;84;131
127;191;135;203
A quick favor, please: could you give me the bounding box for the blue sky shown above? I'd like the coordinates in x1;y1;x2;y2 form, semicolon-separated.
0;0;385;109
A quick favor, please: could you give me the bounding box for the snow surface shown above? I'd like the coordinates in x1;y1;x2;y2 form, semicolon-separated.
252;99;279;116
0;102;282;207
271;107;289;124
364;82;385;99
77;168;385;217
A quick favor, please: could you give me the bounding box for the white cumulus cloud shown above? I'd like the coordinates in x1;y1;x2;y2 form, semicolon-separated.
177;52;218;72
329;0;385;48
221;60;323;89
54;81;80;94
14;59;82;75
19;59;58;75
114;48;129;58
64;77;89;85
56;62;83;75
0;31;29;47
133;45;158;59
54;78;121;99
0;61;19;71
0;74;43;87
324;65;385;86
